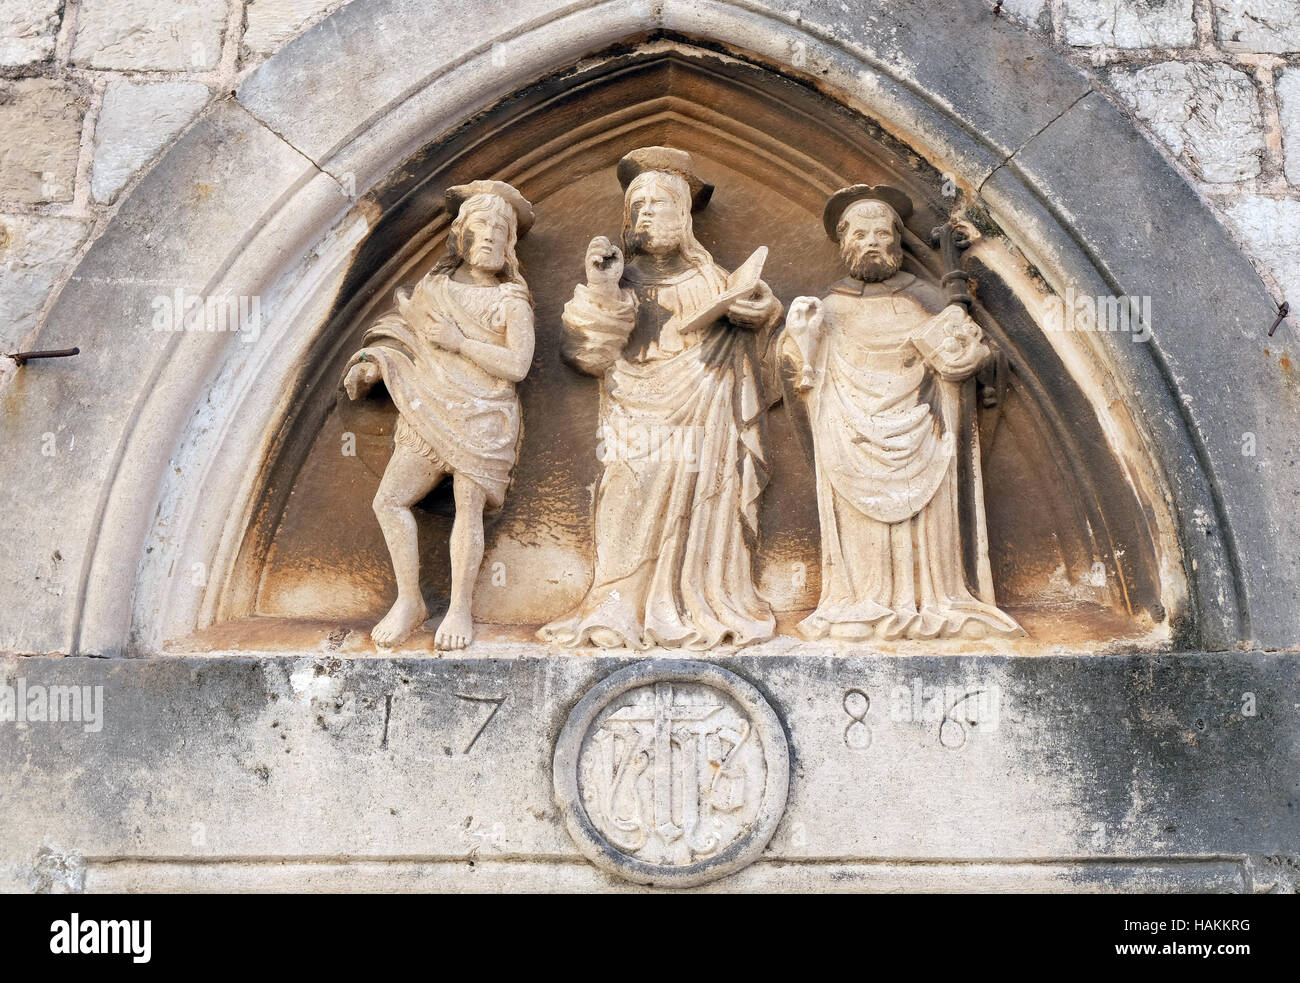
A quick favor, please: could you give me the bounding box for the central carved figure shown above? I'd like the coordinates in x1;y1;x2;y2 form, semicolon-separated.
540;147;783;649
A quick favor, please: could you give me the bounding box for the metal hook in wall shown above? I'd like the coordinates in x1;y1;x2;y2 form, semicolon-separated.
4;347;80;367
1267;301;1289;338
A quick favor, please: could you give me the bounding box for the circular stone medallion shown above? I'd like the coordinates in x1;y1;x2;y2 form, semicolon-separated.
553;661;790;887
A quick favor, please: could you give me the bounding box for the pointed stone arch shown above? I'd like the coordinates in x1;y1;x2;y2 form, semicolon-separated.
7;0;1290;658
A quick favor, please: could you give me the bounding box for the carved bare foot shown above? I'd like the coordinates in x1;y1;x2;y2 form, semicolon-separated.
586;627;624;649
435;608;474;651
371;594;429;648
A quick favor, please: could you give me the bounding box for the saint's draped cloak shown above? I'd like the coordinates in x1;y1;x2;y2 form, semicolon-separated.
789;271;1022;640
343;272;528;509
541;259;778;649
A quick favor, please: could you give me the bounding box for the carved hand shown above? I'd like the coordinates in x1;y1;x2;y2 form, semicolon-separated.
785;295;825;391
924;305;988;380
786;296;825;339
727;279;777;329
344;361;381;400
422;310;465;352
585;236;624;295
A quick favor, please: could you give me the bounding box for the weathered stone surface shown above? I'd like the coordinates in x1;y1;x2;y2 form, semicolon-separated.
1276;67;1300;187
243;0;348;58
998;0;1050;32
0;653;1294;892
1215;0;1300;53
71;0;227;71
0;0;1297;898
1004;89;1300;649
1222;195;1300;305
0;214;91;349
236;0;1093;185
91;81;211;204
1105;62;1265;183
0;79;85;205
0;0;61;67
0;98;333;657
995;0;1051;33
1062;0;1195;48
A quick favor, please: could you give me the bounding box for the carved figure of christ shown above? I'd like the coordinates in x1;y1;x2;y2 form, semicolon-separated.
540;149;784;650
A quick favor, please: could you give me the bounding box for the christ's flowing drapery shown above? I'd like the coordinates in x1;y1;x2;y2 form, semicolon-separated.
541;262;776;649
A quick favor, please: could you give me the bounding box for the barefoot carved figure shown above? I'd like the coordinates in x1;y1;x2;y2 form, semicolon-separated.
343;180;536;649
782;186;1023;641
539;147;783;650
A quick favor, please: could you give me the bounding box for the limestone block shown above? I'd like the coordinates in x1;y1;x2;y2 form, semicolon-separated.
0;79;85;205
1106;62;1265;183
1276;68;1300;187
0;0;61;67
0;215;92;349
71;0;227;71
1062;0;1195;48
995;0;1051;33
91;81;211;204
1222;195;1300;307
0;653;1295;891
243;0;348;58
1216;0;1300;53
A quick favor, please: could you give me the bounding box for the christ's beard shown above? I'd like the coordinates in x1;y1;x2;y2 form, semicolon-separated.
627;224;685;256
844;247;902;282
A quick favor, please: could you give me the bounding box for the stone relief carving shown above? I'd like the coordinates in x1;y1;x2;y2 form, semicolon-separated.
342;180;536;649
554;661;789;886
538;147;784;650
782;186;1023;641
333;157;1031;652
581;680;763;863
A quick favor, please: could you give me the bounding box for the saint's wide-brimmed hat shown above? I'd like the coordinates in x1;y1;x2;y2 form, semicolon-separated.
616;146;715;212
444;179;535;238
823;184;914;241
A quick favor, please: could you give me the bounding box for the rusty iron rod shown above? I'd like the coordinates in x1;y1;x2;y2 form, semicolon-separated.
5;347;80;366
1268;302;1289;338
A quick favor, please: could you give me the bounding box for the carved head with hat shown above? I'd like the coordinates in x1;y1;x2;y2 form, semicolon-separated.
616;146;717;269
824;184;915;284
436;179;534;288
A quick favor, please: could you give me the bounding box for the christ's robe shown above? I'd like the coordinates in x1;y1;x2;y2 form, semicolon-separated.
540;256;778;649
344;272;529;508
788;271;1022;641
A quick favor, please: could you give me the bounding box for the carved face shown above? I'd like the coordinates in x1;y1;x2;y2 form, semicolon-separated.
625;173;690;256
838;200;904;282
457;196;513;273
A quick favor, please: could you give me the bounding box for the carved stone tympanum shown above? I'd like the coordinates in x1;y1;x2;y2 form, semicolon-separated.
342;180;536;649
554;661;790;887
539;147;784;650
783;186;1024;641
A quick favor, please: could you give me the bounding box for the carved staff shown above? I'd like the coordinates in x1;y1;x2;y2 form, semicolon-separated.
929;221;975;309
931;219;999;601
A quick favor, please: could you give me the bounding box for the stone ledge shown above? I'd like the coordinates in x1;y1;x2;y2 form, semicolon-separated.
2;652;1295;892
57;857;1265;894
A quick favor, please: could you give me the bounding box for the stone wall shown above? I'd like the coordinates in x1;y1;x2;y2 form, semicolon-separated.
0;0;347;354
2;0;1296;894
1;0;1297;361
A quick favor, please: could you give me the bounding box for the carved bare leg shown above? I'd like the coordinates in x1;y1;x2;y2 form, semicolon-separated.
436;473;486;651
371;445;443;647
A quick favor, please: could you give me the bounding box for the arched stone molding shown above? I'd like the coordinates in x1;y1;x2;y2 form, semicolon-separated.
1;0;1292;658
